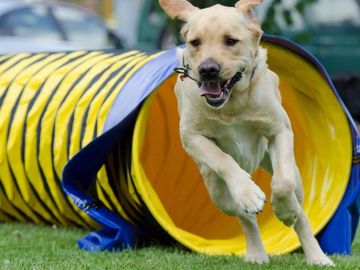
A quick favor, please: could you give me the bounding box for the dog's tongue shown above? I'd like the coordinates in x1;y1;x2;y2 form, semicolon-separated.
200;82;222;96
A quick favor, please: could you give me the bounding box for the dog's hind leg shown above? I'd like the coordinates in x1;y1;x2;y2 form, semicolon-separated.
200;166;269;264
291;168;334;266
238;214;269;264
293;211;334;266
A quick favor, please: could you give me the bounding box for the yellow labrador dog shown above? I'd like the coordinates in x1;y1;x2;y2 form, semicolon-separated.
160;0;334;266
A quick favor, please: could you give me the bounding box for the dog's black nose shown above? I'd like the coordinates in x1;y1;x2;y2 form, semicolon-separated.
199;59;220;81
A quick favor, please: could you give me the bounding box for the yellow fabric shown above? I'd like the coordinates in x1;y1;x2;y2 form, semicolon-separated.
0;50;156;227
7;53;68;224
24;51;99;226
132;42;352;255
0;53;52;223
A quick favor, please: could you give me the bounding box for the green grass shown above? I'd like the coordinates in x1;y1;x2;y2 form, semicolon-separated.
0;223;359;270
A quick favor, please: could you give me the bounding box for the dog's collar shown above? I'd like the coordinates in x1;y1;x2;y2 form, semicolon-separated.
174;65;202;87
174;65;257;90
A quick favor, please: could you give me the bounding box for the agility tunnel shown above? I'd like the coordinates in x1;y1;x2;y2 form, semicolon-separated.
0;35;359;256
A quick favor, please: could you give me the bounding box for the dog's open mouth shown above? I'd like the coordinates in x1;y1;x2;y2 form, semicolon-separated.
200;80;230;108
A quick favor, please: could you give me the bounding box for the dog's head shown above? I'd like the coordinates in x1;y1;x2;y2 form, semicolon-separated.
160;0;263;109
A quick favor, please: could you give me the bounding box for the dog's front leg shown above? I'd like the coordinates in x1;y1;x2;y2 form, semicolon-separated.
268;128;334;266
268;128;301;226
181;133;266;215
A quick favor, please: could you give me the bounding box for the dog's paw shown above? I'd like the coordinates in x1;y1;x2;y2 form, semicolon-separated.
306;253;335;266
244;253;270;264
230;177;266;215
271;191;301;226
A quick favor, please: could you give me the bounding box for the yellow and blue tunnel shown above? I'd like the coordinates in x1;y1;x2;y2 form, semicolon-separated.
0;35;359;255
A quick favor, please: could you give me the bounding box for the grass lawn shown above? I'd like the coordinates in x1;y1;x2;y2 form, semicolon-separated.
0;223;359;270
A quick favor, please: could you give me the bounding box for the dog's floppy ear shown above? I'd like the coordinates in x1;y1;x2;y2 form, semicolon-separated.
235;0;263;36
159;0;199;21
235;0;262;12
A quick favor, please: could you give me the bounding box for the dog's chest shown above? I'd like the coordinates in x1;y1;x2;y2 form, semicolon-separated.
209;121;267;173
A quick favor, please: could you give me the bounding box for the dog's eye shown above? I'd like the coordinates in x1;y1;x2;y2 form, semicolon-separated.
224;37;239;46
190;39;201;47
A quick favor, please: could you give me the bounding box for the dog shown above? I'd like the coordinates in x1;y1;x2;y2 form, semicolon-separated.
159;0;334;266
